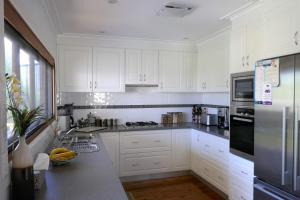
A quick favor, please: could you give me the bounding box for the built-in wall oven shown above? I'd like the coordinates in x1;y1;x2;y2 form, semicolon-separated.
230;71;254;161
230;106;254;161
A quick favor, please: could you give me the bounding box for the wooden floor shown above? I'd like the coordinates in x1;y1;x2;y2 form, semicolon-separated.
123;175;225;200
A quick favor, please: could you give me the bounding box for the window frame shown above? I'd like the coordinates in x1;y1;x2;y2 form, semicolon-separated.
4;0;56;153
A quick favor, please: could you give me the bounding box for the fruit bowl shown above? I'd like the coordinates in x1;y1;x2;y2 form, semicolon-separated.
49;148;78;166
50;152;78;166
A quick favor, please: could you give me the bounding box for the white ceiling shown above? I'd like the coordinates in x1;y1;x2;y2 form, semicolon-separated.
50;0;253;41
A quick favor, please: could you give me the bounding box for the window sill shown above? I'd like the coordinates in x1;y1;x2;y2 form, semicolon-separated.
8;117;55;161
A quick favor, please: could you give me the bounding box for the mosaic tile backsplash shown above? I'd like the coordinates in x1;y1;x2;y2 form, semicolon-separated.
57;89;229;124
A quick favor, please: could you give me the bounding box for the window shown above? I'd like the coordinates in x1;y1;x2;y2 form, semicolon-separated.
4;22;54;145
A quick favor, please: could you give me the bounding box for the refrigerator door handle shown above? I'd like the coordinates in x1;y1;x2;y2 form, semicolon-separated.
294;107;299;191
254;183;287;200
232;117;253;123
282;106;287;185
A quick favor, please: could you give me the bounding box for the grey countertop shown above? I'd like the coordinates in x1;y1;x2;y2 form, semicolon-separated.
35;136;128;200
94;122;229;140
36;123;228;200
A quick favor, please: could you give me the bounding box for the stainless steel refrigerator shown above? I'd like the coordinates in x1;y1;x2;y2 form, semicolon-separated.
254;54;300;199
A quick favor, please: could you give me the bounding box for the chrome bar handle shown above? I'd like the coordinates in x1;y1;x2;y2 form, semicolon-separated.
294;107;299;191
242;56;245;67
294;31;298;46
246;55;249;66
282;107;287;185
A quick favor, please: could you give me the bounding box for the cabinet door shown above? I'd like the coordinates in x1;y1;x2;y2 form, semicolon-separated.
261;0;298;58
191;130;202;176
197;53;208;92
142;50;159;85
197;31;229;92
125;49;142;85
93;48;125;92
159;50;183;91
172;129;190;170
229;22;245;74
244;10;262;71
182;52;197;92
206;44;229;92
101;132;120;175
59;45;92;92
294;1;300;52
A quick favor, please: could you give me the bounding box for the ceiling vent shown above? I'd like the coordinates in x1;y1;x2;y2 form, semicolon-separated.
157;2;197;17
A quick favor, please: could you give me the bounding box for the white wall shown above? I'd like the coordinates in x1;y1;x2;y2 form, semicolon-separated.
202;93;230;106
10;0;58;57
0;1;58;199
0;0;10;198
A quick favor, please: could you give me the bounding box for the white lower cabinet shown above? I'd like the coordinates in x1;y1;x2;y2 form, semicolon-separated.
171;129;191;171
119;130;172;177
120;151;172;176
103;129;254;198
100;132;120;175
191;130;229;194
229;153;254;200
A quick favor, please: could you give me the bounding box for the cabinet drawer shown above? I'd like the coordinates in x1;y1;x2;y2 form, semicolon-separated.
120;151;171;176
230;172;253;194
230;162;254;182
120;130;171;154
230;153;254;170
230;184;253;200
201;160;228;194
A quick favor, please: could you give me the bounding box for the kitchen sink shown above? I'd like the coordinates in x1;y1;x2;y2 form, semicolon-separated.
57;133;100;153
70;141;100;153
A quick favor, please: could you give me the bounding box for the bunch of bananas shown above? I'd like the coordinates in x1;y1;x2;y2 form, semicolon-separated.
50;148;77;162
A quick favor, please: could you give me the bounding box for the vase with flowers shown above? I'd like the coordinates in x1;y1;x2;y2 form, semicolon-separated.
6;74;43;200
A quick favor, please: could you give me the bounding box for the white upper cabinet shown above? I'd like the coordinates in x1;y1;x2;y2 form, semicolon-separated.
93;47;125;92
59;45;93;92
229;23;245;74
59;45;124;92
230;5;262;74
125;49;158;85
198;31;230;92
142;50;159;85
182;52;197;92
125;49;141;85
159;50;196;92
159;50;183;91
261;0;300;58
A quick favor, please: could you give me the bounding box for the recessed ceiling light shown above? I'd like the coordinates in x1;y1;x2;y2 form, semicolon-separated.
108;0;118;4
97;30;106;34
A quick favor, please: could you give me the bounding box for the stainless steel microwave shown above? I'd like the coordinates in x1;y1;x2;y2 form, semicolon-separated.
231;71;254;106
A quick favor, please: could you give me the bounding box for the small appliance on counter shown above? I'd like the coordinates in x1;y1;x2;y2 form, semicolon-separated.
200;113;217;126
192;105;202;123
57;116;70;132
217;107;229;129
57;103;76;131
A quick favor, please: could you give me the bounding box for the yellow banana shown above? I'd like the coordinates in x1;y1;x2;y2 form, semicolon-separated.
50;151;76;161
50;148;69;155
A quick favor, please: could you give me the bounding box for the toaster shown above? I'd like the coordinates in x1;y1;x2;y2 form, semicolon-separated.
200;114;218;126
